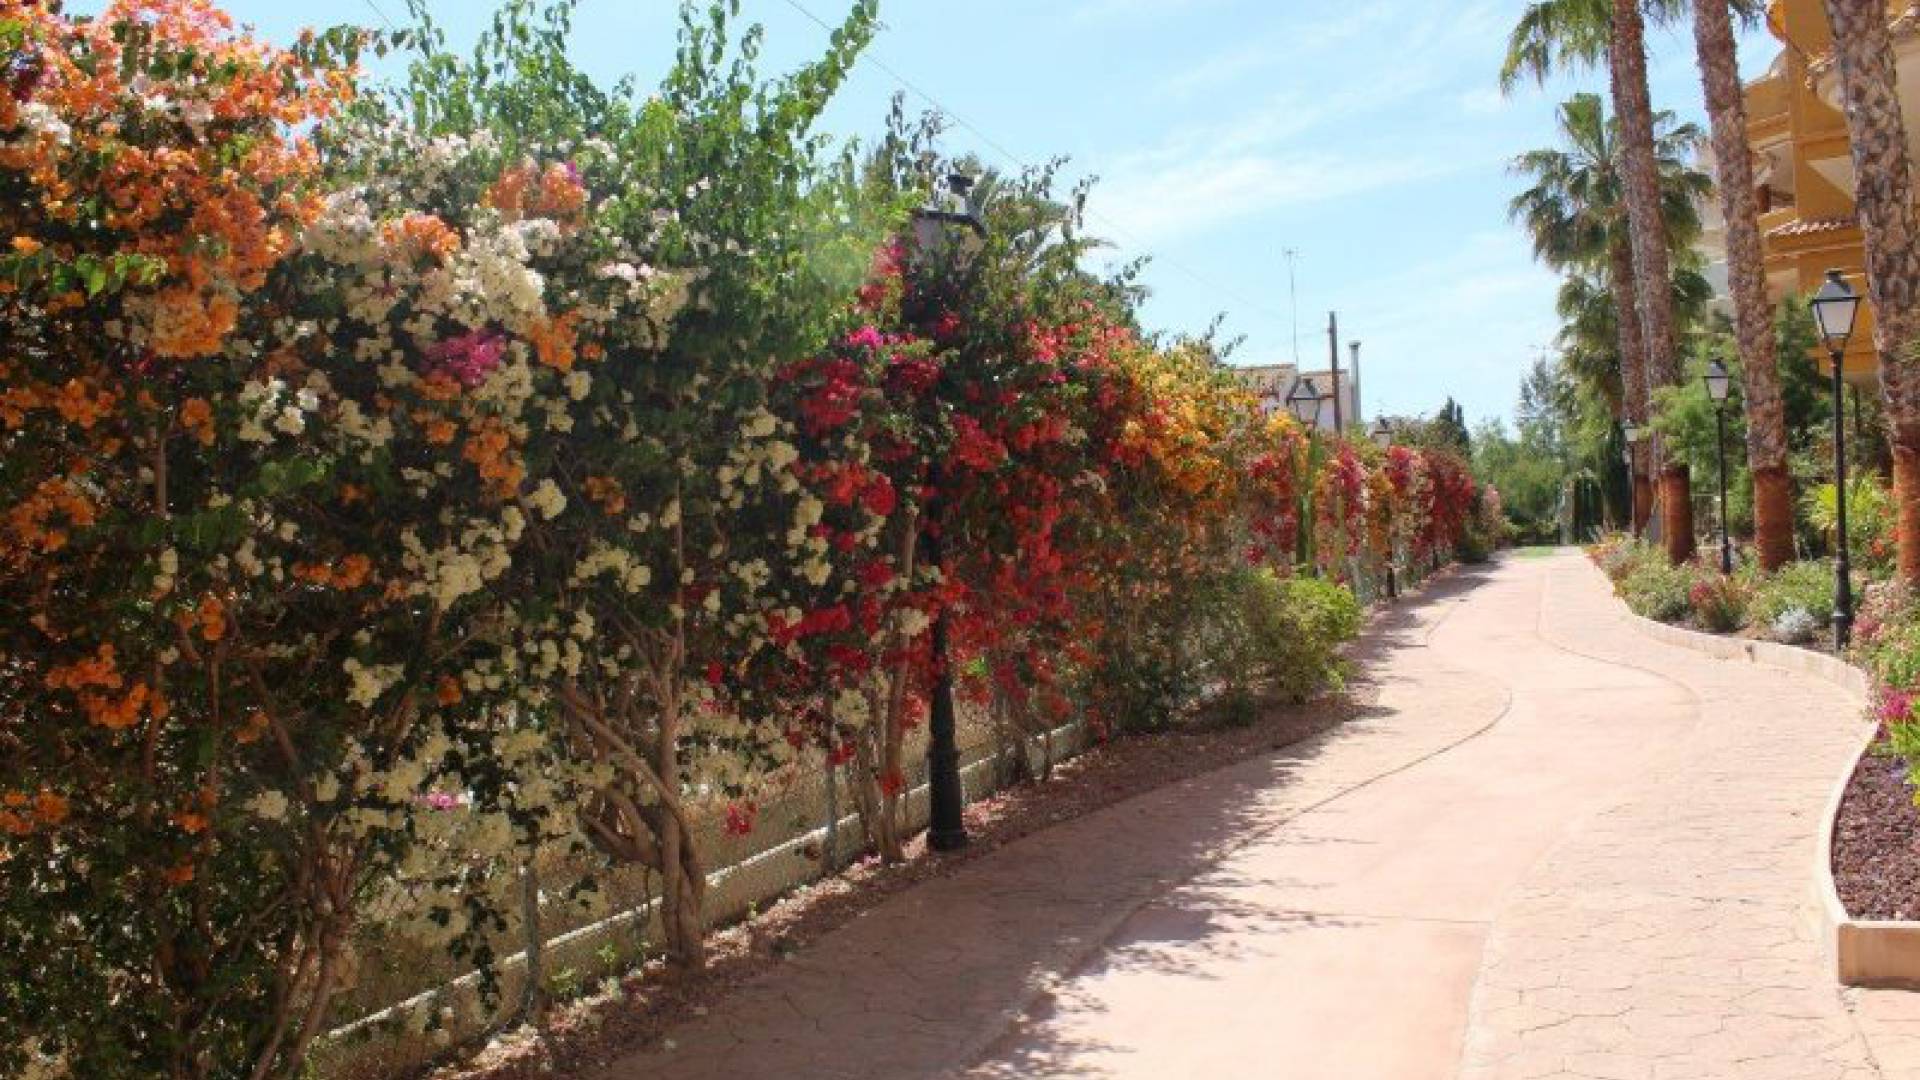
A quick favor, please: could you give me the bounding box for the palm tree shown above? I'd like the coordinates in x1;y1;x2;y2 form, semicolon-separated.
1503;3;1653;532
1824;0;1920;583
1508;90;1712;534
1608;0;1697;563
1504;0;1707;562
1693;0;1794;570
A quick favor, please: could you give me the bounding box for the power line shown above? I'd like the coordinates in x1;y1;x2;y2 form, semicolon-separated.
774;0;1300;337
361;0;399;31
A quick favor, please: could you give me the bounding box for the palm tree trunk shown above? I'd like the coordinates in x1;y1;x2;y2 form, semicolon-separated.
1825;0;1920;583
1609;232;1655;535
1611;0;1695;564
1694;0;1793;571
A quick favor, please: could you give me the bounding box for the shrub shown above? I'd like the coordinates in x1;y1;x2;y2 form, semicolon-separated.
1856;579;1915;649
1589;533;1653;584
1806;478;1896;577
1688;572;1750;633
1772;608;1821;645
1750;560;1836;631
1207;570;1363;712
1617;559;1694;623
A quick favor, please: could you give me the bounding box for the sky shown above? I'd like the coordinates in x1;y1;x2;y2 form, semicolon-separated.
90;0;1777;427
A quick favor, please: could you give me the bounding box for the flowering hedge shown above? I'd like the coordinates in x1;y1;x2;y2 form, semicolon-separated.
0;3;1481;1078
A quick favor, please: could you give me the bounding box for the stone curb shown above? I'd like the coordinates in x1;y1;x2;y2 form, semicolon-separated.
1608;596;1920;989
1614;607;1870;698
1813;724;1920;989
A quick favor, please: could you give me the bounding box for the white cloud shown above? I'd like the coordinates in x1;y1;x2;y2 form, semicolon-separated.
1093;147;1464;244
1459;87;1509;116
1070;0;1218;22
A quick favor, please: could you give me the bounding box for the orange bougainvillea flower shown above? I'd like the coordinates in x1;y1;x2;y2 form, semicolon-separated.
46;643;122;693
528;312;580;373
381;212;461;263
235;710;270;746
160;861;196;886
5;476;98;560
33;790;70;827
80;681;166;730
435;677;463;707
584;475;627;517
191;595;227;642
3;0;351;358
461;418;525;499
179;397;216;446
293;554;371;590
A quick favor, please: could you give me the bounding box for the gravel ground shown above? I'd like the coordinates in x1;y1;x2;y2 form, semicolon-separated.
1833;738;1920;921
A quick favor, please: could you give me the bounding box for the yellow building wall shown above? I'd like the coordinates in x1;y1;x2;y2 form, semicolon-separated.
1753;0;1877;381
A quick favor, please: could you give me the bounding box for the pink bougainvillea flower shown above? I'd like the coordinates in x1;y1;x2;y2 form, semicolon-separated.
427;330;507;387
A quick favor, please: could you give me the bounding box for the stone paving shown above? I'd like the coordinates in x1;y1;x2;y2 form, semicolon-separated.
600;551;1920;1079
1457;554;1895;1080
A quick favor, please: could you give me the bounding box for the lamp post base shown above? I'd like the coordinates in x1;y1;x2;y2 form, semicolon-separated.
928;826;970;853
927;734;969;852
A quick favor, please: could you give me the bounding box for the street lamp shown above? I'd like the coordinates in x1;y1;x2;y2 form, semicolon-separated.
910;172;986;853
1703;358;1735;576
1621;420;1643;534
1286;377;1325;427
1369;417;1398;597
912;172;986;251
1810;268;1862;649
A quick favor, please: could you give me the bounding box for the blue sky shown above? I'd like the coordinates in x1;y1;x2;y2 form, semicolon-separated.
85;0;1773;426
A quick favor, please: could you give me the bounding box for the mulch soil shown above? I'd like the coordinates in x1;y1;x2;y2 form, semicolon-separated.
419;671;1383;1080
1832;738;1920;921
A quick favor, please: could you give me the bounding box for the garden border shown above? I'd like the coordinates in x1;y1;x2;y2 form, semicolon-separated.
1606;603;1920;987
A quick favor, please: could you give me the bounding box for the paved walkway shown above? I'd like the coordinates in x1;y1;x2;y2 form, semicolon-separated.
600;551;1908;1079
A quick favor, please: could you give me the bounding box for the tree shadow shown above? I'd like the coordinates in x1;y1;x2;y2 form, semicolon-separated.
593;567;1500;1080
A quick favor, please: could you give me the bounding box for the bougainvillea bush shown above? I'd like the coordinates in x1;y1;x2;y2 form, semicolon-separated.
0;2;1484;1077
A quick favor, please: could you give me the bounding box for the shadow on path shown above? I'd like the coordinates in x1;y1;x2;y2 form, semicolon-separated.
598;567;1512;1080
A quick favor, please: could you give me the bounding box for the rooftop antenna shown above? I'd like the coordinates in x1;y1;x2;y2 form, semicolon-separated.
1283;248;1302;366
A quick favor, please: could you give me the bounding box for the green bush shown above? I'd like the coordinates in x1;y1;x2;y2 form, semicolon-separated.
1206;569;1363;714
1617;559;1694;623
1687;571;1750;633
1867;621;1920;690
1749;560;1836;630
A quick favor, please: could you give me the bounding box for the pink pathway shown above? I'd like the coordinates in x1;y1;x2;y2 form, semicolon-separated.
599;552;1910;1079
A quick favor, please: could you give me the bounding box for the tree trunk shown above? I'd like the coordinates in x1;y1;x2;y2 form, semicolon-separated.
1826;0;1920;584
1695;0;1793;570
1612;0;1693;561
1661;464;1695;564
1753;466;1795;565
1609;232;1653;536
1899;445;1920;581
1631;448;1654;535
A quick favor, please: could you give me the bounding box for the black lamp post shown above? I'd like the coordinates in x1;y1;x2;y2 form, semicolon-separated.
1286;378;1325;571
1286;376;1325;427
1371;417;1398;598
1703;358;1735;575
1622;420;1643;534
1810;268;1862;649
911;173;985;853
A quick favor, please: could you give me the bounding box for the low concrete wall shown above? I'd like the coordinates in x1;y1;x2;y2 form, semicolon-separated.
315;709;1089;1077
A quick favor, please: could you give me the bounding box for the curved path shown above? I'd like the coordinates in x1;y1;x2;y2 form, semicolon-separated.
601;550;1901;1080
